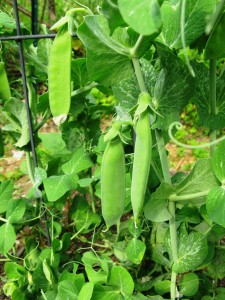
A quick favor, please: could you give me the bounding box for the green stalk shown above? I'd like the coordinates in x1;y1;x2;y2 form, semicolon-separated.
155;129;178;300
209;59;217;157
132;55;178;300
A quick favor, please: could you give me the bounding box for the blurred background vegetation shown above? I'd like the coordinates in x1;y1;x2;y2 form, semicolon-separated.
0;0;102;30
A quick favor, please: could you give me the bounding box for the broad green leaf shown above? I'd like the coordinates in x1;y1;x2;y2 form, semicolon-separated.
175;159;218;196
78;282;94;300
12;289;26;300
108;266;134;296
0;223;16;254
92;285;123;300
6;198;26;223
212;140;225;183
152;44;195;129
154;280;170;295
62;147;93;175
176;206;200;224
159;0;216;49
3;98;30;148
77;15;133;86
57;280;78;300
206;186;225;227
205;13;225;59
102;0;126;34
193;62;225;130
43;174;78;202
3;282;17;297
39;132;71;157
82;251;111;284
179;273;199;297
71;58;90;89
144;182;173;222
173;232;208;273
126;238;146;265
118;0;162;36
0;180;13;214
112;59;157;110
4;262;26;279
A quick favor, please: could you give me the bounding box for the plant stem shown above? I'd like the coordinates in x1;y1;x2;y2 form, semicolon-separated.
132;57;178;300
169;190;210;201
155;129;178;300
132;58;147;92
71;82;99;97
209;59;217;157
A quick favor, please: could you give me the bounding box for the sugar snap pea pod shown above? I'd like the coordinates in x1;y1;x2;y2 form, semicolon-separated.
0;62;11;101
48;24;72;122
131;93;152;223
101;137;126;228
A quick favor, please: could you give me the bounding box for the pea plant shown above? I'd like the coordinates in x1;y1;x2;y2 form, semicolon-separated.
1;0;225;299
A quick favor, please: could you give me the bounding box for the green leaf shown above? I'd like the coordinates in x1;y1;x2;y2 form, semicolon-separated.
179;273;199;297
193;62;225;130
3;98;30;148
43;174;79;202
77;15;133;86
4;262;26;280
159;0;216;49
62;147;93;175
6;198;26;223
206;186;225;227
108;266;134;296
152;44;195;129
126;238;146;264
205;13;225;59
102;0;126;34
112;59;157;110
39;132;71;157
82;251;111;284
173;231;208;273
92;285;124;300
43;259;54;286
212;141;225;183
0;223;16;254
175;159;218;196
118;0;162;36
71;58;90;89
144;182;173;222
57;280;78;300
0;180;13;214
154;280;170;295
78;282;94;300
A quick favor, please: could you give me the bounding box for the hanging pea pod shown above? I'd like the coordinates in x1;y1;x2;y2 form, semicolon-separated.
101;137;126;228
0;62;11;102
101;121;128;228
48;24;72;123
131;92;152;224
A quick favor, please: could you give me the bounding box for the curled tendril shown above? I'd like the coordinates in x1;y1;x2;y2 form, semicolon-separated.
168;121;225;149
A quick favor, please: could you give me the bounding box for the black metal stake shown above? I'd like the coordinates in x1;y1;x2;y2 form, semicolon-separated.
13;0;51;246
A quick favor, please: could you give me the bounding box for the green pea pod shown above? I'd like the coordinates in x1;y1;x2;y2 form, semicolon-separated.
0;62;11;101
131;109;152;223
48;25;72;122
101;138;126;228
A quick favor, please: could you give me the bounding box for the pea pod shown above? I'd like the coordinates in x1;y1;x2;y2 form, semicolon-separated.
48;24;72;121
131;93;152;223
0;62;11;101
101;138;126;228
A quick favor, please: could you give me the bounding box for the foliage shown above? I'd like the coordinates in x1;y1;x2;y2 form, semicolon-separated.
1;0;225;299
